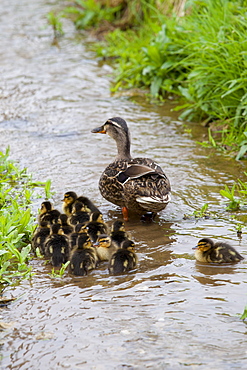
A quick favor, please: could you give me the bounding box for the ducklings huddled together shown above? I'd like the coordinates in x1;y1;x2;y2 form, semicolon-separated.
31;191;138;276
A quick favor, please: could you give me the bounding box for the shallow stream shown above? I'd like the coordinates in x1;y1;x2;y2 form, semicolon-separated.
0;1;247;369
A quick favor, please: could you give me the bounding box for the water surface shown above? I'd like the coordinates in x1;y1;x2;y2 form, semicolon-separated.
0;1;247;369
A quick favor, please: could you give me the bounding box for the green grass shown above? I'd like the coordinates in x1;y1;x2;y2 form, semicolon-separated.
63;0;247;159
0;148;48;285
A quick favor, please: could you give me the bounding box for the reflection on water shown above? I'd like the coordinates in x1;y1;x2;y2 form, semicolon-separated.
0;0;247;369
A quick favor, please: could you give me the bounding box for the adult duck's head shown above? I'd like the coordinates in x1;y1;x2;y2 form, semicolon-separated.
91;117;131;160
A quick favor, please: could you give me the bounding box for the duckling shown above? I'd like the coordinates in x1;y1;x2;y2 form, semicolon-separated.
38;201;60;225
68;201;90;226
94;234;118;261
58;214;74;235
62;191;100;216
44;223;70;267
193;238;244;263
69;234;98;276
108;239;138;275
110;220;129;248
76;195;101;213
86;212;108;243
69;223;88;250
31;220;50;255
91;117;171;221
62;191;78;216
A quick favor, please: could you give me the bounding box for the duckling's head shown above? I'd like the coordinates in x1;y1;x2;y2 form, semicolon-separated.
50;223;63;235
193;238;214;252
94;234;111;248
111;220;125;232
77;234;92;249
75;223;88;233
62;191;77;205
40;220;50;228
90;212;104;223
40;201;53;214
58;214;68;225
91;117;131;160
122;239;135;251
72;201;85;213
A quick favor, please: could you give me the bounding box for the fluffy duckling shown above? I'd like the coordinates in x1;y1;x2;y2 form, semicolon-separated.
38;201;60;225
193;238;244;263
58;214;74;235
69;234;98;276
31;220;50;255
68;201;90;226
108;239;138;275
62;191;78;216
44;223;70;267
94;234;118;261
86;212;108;243
62;191;100;216
76;195;101;213
110;220;129;248
69;223;88;250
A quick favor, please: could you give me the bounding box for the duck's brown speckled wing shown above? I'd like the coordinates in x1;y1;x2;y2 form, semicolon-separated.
99;158;171;213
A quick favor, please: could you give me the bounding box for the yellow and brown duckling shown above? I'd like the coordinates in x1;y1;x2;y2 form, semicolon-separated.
91;117;171;221
62;191;78;216
38;201;60;225
62;191;100;216
68;201;90;226
86;211;108;243
44;223;70;267
58;214;74;235
69;234;98;276
108;239;138;275
69;223;88;250
94;234;118;262
110;220;129;248
193;238;244;263
76;195;101;214
31;220;50;255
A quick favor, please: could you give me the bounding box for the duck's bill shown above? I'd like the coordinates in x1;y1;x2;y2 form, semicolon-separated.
192;246;198;250
91;126;106;134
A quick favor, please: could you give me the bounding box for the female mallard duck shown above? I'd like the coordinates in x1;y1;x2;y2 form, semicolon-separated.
94;234;118;261
108;239;137;275
91;117;171;221
69;234;98;276
110;220;129;248
193;238;244;263
44;223;70;267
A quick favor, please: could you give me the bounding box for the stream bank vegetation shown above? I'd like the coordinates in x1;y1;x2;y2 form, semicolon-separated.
0;148;49;287
61;0;247;160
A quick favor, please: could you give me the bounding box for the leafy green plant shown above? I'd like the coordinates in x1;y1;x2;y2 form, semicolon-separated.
193;203;211;218
50;261;70;278
47;11;64;38
65;0;247;159
240;304;247;320
0;148;46;285
220;184;240;210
